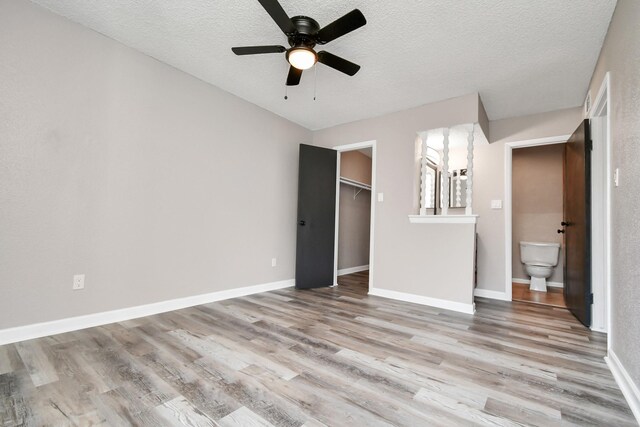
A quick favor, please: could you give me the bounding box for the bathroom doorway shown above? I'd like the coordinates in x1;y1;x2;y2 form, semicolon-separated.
510;143;567;308
332;141;376;292
505;78;611;332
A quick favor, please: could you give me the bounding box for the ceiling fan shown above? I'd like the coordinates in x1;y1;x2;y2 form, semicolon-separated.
231;0;367;86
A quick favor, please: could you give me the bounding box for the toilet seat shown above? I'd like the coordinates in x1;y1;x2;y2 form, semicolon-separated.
529;262;553;268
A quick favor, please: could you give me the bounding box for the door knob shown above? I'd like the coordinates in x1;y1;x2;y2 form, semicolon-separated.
298;220;306;226
561;221;569;226
557;229;565;234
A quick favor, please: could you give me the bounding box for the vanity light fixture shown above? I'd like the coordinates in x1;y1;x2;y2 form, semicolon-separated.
452;169;468;180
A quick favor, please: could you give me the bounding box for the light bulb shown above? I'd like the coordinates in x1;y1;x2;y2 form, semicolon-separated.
287;47;317;70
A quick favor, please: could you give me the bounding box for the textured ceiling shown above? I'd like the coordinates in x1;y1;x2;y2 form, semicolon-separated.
30;0;616;130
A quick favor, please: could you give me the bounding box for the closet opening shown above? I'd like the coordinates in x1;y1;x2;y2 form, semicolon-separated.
333;141;376;293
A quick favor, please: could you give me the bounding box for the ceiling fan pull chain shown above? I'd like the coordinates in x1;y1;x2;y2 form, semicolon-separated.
284;85;288;100
313;64;317;101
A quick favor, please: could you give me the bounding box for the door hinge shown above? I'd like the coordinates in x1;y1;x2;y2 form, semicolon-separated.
588;139;593;151
588;293;594;304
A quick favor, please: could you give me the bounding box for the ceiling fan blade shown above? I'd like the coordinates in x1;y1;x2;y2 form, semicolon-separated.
286;66;302;86
317;9;366;44
257;0;296;35
232;45;286;55
317;51;360;76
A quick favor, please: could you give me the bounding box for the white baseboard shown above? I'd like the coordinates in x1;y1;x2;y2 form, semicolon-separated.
512;278;564;288
0;279;294;345
337;265;369;276
547;282;564;288
605;350;640;424
474;288;511;301
368;288;475;315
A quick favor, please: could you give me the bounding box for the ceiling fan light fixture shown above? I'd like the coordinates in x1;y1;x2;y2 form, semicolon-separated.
287;46;317;70
231;2;366;86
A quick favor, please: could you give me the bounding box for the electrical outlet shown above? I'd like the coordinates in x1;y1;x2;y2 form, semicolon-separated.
73;274;85;290
377;192;384;202
271;258;277;267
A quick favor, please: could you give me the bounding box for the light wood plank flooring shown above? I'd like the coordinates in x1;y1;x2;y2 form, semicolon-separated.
1;271;635;426
512;282;567;308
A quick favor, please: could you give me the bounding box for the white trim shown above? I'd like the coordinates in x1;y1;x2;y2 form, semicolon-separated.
332;140;376;152
333;150;342;287
408;214;478;224
504;134;570;302
333;140;377;291
369;288;475;315
584;91;592;116
512;278;564;288
0;279;294;345
474;288;511;301
606;350;640;424
505;135;571;149
589;72;612;336
337;265;369;276
370;142;377;293
591;72;610;118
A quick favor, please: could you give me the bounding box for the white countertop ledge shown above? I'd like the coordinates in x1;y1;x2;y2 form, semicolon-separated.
408;215;479;224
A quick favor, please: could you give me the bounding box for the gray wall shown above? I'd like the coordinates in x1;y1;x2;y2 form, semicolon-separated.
314;94;482;305
0;1;311;329
340;150;372;185
337;183;371;270
512;144;564;284
473;107;582;292
586;0;640;393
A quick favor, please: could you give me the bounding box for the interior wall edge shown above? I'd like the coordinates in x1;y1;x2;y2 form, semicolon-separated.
369;287;476;315
337;265;369;276
605;350;640;424
474;288;511;301
0;279;294;346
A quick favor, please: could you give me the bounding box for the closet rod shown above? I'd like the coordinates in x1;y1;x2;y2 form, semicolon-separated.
339;177;371;191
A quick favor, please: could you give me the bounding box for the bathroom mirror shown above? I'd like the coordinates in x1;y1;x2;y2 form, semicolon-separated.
439;169;467;208
450;169;468;208
423;162;439;213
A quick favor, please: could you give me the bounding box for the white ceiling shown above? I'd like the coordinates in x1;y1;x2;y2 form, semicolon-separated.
30;0;616;130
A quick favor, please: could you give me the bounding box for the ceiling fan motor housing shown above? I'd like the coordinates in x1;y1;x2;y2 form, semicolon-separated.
288;16;320;49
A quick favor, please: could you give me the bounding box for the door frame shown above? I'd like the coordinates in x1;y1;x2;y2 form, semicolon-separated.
504;135;570;301
332;140;377;290
504;79;612;333
589;72;612;334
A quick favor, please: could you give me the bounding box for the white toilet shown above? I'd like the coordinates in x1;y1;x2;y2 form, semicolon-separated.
519;242;561;292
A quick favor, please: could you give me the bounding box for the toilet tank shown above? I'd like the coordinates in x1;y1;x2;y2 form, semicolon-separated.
520;242;560;266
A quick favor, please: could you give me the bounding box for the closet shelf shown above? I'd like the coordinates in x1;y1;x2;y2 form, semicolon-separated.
340;177;371;191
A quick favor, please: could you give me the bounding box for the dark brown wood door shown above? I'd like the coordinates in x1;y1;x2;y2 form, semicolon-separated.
295;144;337;289
562;119;592;327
